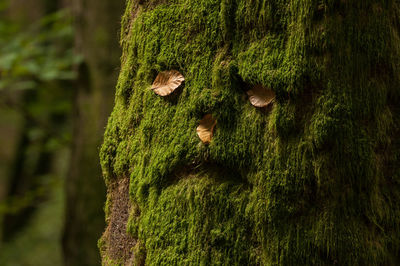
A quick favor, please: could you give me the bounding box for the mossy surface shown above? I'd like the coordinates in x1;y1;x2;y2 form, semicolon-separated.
100;0;400;265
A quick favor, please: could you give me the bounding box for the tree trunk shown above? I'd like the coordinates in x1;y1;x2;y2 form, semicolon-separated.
62;0;124;265
100;1;400;265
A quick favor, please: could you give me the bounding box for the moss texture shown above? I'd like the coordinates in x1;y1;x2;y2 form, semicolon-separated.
100;0;400;265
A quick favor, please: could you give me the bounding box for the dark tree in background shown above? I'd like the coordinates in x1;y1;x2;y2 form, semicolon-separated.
100;0;400;265
0;0;72;240
0;0;48;242
63;0;125;265
0;0;75;264
0;0;124;265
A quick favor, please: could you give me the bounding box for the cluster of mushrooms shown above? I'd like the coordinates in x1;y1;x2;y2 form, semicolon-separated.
150;70;275;144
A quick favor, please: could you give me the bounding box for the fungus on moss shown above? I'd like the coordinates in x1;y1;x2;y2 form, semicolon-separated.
150;70;185;96
246;84;275;108
196;114;217;144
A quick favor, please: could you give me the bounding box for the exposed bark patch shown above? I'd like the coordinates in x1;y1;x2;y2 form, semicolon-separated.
100;178;137;265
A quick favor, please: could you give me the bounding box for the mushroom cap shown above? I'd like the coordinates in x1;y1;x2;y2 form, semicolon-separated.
246;85;275;108
196;114;217;144
151;70;185;96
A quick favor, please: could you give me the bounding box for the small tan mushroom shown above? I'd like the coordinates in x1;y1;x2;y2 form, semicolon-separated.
246;84;275;108
196;114;217;144
151;70;185;96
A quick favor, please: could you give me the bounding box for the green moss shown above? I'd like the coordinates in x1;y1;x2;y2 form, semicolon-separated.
100;0;400;265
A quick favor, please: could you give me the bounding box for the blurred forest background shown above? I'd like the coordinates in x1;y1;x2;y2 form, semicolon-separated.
0;0;124;265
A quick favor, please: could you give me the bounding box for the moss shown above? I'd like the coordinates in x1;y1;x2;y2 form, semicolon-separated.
100;0;400;265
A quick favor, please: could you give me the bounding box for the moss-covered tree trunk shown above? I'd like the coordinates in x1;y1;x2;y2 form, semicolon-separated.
62;0;124;265
100;0;400;265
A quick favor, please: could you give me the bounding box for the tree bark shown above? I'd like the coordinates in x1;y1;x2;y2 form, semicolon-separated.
100;1;400;265
62;1;124;265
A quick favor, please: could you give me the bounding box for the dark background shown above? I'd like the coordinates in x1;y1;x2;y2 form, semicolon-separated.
0;0;125;265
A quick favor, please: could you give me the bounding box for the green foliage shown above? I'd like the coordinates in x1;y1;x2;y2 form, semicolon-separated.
0;2;77;153
0;9;79;91
0;4;76;255
101;0;400;265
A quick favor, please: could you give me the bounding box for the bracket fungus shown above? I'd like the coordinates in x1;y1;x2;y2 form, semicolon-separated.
150;70;185;96
196;114;217;144
246;85;275;108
